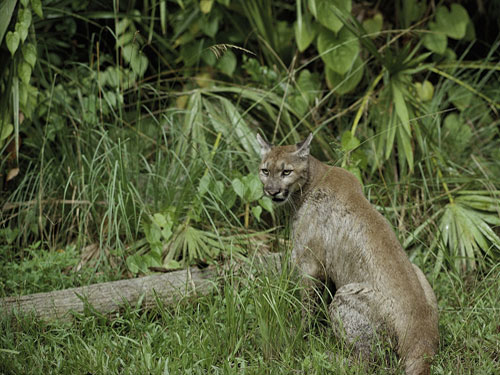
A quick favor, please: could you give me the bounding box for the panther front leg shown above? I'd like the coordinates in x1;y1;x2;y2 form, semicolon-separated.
291;245;327;330
328;283;388;359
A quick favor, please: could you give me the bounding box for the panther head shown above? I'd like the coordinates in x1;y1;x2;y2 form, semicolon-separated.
256;133;313;205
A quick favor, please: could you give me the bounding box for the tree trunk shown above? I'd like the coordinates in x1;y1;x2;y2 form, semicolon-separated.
0;253;283;321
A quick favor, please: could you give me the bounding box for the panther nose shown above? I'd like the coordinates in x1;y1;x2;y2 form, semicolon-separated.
265;188;281;197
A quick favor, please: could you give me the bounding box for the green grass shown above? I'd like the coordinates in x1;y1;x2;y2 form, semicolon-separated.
1;260;498;375
0;243;122;297
433;266;500;375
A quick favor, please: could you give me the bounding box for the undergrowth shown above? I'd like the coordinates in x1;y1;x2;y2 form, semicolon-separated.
0;262;498;375
0;243;121;297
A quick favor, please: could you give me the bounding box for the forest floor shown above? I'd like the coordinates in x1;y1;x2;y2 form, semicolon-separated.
0;250;498;375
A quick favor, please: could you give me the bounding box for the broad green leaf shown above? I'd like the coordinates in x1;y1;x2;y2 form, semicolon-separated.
352;148;367;170
117;31;135;47
401;0;426;28
0;124;13;141
18;60;32;84
22;43;37;68
415;80;434;102
180;40;204;67
19;8;32;28
116;18;132;36
127;253;161;274
422;22;447;54
310;0;351;34
105;66;121;88
126;254;141;274
443;48;457;61
317;27;359;75
294;12;317;52
252;205;262;222
244;174;263;202
443;113;472;153
231;178;245;199
31;0;43;18
0;0;17;44
434;4;470;40
362;13;383;35
216;50;236;76
200;12;219;37
259;197;273;213
340;130;360;152
150;243;163;257
213;180;224;198
104;91;117;108
346;165;362;184
145;223;162;244
144;253;162;269
123;43;149;76
161;226;173;241
296;69;321;103
16;9;32;42
122;44;137;64
199;52;215;71
5;31;20;56
198;174;211;196
0;228;19;245
448;86;472;111
289;94;308;117
200;0;214;14
289;69;321;115
308;0;317;18
325;55;363;94
15;21;28;43
164;259;182;269
130;51;148;77
153;213;168;227
464;19;475;41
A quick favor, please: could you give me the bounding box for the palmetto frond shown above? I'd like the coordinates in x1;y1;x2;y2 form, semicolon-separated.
433;191;500;275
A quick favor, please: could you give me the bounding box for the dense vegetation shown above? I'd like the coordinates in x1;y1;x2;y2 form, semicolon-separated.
1;0;499;373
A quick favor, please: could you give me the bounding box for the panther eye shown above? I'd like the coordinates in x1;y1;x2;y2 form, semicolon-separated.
261;168;269;176
282;169;293;176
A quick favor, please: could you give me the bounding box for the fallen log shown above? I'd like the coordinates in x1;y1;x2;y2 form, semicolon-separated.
0;252;283;321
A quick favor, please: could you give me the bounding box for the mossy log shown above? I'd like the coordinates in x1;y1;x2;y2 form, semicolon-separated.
0;253;282;321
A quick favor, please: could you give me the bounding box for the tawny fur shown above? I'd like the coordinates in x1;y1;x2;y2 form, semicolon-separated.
257;133;439;375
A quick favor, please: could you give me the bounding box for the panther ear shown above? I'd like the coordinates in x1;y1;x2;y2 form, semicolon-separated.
294;133;313;159
256;133;272;159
